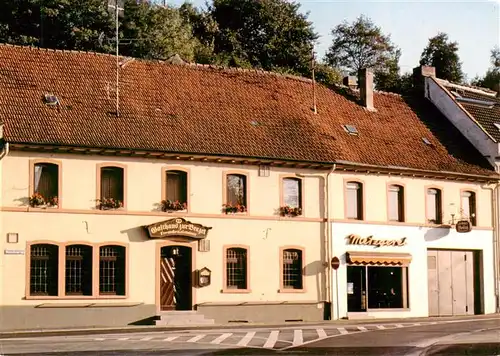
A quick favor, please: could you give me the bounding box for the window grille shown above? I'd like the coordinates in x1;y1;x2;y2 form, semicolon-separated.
283;249;303;289
226;248;247;289
99;245;125;295
65;245;92;295
30;244;58;296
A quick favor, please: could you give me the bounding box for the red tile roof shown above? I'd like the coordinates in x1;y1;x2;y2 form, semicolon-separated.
0;44;495;177
438;80;500;142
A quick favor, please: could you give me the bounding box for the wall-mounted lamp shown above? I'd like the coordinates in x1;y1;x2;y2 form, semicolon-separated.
6;232;18;244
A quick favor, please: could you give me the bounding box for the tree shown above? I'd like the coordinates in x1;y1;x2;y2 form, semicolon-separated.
373;48;402;92
471;47;500;91
0;0;114;52
420;32;463;83
209;0;318;74
325;15;398;75
121;1;198;61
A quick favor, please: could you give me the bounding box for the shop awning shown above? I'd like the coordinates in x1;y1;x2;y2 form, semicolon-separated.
346;251;412;266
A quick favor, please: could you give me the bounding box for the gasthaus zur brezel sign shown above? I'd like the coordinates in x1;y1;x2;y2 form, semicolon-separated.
145;218;212;239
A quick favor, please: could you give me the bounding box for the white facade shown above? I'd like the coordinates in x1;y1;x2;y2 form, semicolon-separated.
331;222;496;320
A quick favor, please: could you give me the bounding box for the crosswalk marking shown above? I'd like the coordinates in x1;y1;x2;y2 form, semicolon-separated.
338;327;349;335
140;336;153;341
377;325;386;329
357;326;367;331
263;330;279;349
187;334;205;343
164;336;179;342
237;331;256;347
395;324;404;328
211;333;232;345
316;328;327;338
118;337;130;341
292;329;303;346
94;338;105;341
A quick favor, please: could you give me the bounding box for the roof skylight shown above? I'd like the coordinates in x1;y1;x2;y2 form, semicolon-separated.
343;124;358;135
494;123;500;131
422;137;432;145
43;93;59;106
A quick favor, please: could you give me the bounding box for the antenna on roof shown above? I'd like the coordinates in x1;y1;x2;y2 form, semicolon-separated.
311;46;317;114
107;0;125;117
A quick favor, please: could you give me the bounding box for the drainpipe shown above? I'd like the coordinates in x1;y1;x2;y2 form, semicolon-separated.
482;181;500;313
298;163;337;319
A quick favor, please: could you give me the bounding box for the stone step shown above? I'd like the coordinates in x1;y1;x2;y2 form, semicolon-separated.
158;310;199;315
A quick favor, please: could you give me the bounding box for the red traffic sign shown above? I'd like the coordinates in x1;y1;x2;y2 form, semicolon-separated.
331;256;340;270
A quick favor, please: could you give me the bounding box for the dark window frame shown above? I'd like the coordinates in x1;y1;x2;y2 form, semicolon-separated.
65;244;93;296
282;248;303;290
99;245;126;296
29;244;59;296
225;247;248;290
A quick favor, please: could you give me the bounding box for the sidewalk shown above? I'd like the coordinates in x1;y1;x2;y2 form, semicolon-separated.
0;313;498;339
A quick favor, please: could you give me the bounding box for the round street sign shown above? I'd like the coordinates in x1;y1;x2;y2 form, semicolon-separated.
331;256;340;270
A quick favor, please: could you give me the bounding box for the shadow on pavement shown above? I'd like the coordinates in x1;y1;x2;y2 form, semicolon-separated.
425;342;500;355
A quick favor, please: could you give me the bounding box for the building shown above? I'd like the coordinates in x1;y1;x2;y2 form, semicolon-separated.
419;66;500;313
0;45;497;330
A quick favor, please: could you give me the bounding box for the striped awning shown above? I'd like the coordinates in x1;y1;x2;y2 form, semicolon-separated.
346;251;412;266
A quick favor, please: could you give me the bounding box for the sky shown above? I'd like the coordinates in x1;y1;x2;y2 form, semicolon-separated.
167;0;499;81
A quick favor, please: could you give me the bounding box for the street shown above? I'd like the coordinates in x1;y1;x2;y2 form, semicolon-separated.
1;317;499;356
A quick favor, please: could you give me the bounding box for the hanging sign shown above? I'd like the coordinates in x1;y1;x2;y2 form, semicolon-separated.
455;220;472;233
145;218;212;239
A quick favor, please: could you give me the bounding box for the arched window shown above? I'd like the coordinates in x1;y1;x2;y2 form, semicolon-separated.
99;166;124;209
461;191;477;226
99;245;126;295
282;248;303;290
427;188;442;224
65;244;93;295
225;247;248;290
346;181;363;220
29;244;59;296
32;162;59;207
388;185;405;222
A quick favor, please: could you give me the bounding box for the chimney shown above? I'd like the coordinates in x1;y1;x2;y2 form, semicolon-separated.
358;68;374;111
343;76;358;89
413;65;436;93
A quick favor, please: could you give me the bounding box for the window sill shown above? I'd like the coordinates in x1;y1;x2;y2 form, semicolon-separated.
28;206;60;211
278;288;306;294
222;212;248;216
25;295;128;300
220;289;252;294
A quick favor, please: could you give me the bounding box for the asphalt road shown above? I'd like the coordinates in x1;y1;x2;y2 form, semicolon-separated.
1;317;499;356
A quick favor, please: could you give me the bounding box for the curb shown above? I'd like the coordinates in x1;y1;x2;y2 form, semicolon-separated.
1;314;499;339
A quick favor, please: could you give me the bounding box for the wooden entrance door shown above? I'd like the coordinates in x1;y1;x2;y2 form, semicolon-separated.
160;246;192;311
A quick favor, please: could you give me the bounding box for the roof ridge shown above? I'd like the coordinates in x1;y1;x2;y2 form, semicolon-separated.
0;43;116;57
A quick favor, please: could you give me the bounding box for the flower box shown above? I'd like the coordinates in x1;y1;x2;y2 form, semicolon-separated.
161;200;187;212
29;193;58;208
222;203;247;214
279;205;302;217
97;197;123;210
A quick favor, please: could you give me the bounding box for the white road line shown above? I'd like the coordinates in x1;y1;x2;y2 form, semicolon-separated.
263;330;279;349
357;326;367;331
140;336;153;341
211;333;232;345
377;325;386;330
187;334;206;343
164;336;179;342
94;338;105;341
237;331;256;347
292;330;303;346
395;324;404;328
338;327;349;335
117;337;130;341
316;328;327;338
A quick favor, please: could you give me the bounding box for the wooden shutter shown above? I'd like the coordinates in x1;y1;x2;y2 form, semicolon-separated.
101;167;123;201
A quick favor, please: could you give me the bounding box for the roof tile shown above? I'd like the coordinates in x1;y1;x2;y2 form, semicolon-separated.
0;44;495;176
